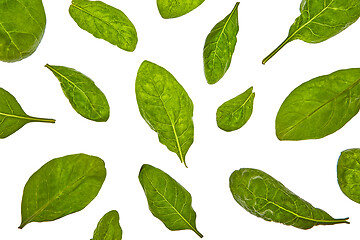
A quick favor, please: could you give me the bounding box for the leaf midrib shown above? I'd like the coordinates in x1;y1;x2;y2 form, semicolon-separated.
231;91;254;116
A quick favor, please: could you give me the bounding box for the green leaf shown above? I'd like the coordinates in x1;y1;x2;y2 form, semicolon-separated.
157;0;205;19
0;0;46;62
138;164;203;237
262;0;360;64
93;210;122;240
19;153;106;229
0;88;55;139
69;0;137;52
135;61;194;167
230;168;349;229
337;148;360;204
203;2;239;84
216;86;254;132
45;64;110;122
276;68;360;140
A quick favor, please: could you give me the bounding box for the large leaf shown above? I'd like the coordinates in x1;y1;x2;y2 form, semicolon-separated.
19;153;106;229
0;88;55;139
138;164;203;237
203;2;239;84
262;0;360;64
230;168;349;229
157;0;205;19
135;61;194;167
0;0;46;62
92;210;122;240
46;64;110;122
276;68;360;140
69;0;137;52
216;86;254;132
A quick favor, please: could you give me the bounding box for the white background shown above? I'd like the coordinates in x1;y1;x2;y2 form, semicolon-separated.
1;0;360;239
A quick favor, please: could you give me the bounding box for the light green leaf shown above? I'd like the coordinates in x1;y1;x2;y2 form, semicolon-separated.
69;0;137;52
203;2;239;84
93;210;122;240
138;164;203;237
45;64;110;122
216;86;254;132
262;0;360;64
230;168;349;229
135;61;194;167
19;153;106;229
157;0;205;19
276;68;360;140
0;0;46;62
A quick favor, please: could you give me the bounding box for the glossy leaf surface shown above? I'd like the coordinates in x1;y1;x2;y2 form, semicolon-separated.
139;164;203;237
276;68;360;140
135;61;194;167
157;0;205;19
203;2;239;84
93;210;122;240
0;0;46;62
263;0;360;64
69;0;137;52
216;86;254;132
230;168;349;229
19;153;106;229
46;64;110;122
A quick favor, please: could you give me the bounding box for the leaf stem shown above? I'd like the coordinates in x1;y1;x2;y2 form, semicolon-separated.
28;116;56;123
262;36;291;65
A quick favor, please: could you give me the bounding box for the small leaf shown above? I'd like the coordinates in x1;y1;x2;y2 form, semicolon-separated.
138;164;203;237
157;0;205;19
0;88;55;139
230;168;349;229
135;61;194;167
19;153;106;229
93;210;122;240
203;2;239;84
69;0;137;52
216;86;254;132
45;64;110;122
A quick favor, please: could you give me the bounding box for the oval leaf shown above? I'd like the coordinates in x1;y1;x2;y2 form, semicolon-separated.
93;210;122;240
0;0;46;62
262;0;360;64
230;168;349;229
276;68;360;140
45;64;110;122
69;0;138;52
203;2;239;84
216;86;254;132
157;0;205;19
138;164;203;237
19;153;106;229
135;61;194;167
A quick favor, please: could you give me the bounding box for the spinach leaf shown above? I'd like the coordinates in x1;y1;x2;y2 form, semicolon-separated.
19;153;106;229
0;88;55;139
203;2;239;84
157;0;205;19
337;148;360;204
69;0;137;52
276;68;360;141
138;164;203;237
262;0;360;64
230;168;349;229
0;0;46;62
216;86;254;132
45;64;110;122
92;210;122;240
135;61;194;167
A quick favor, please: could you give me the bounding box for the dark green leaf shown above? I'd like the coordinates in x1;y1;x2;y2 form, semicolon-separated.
230;168;349;229
216;86;254;132
337;148;360;204
135;61;194;167
19;153;106;229
45;64;110;122
157;0;205;19
138;164;203;237
93;210;122;240
69;0;137;52
203;2;239;84
0;0;46;62
276;68;360;140
0;88;55;139
262;0;360;64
